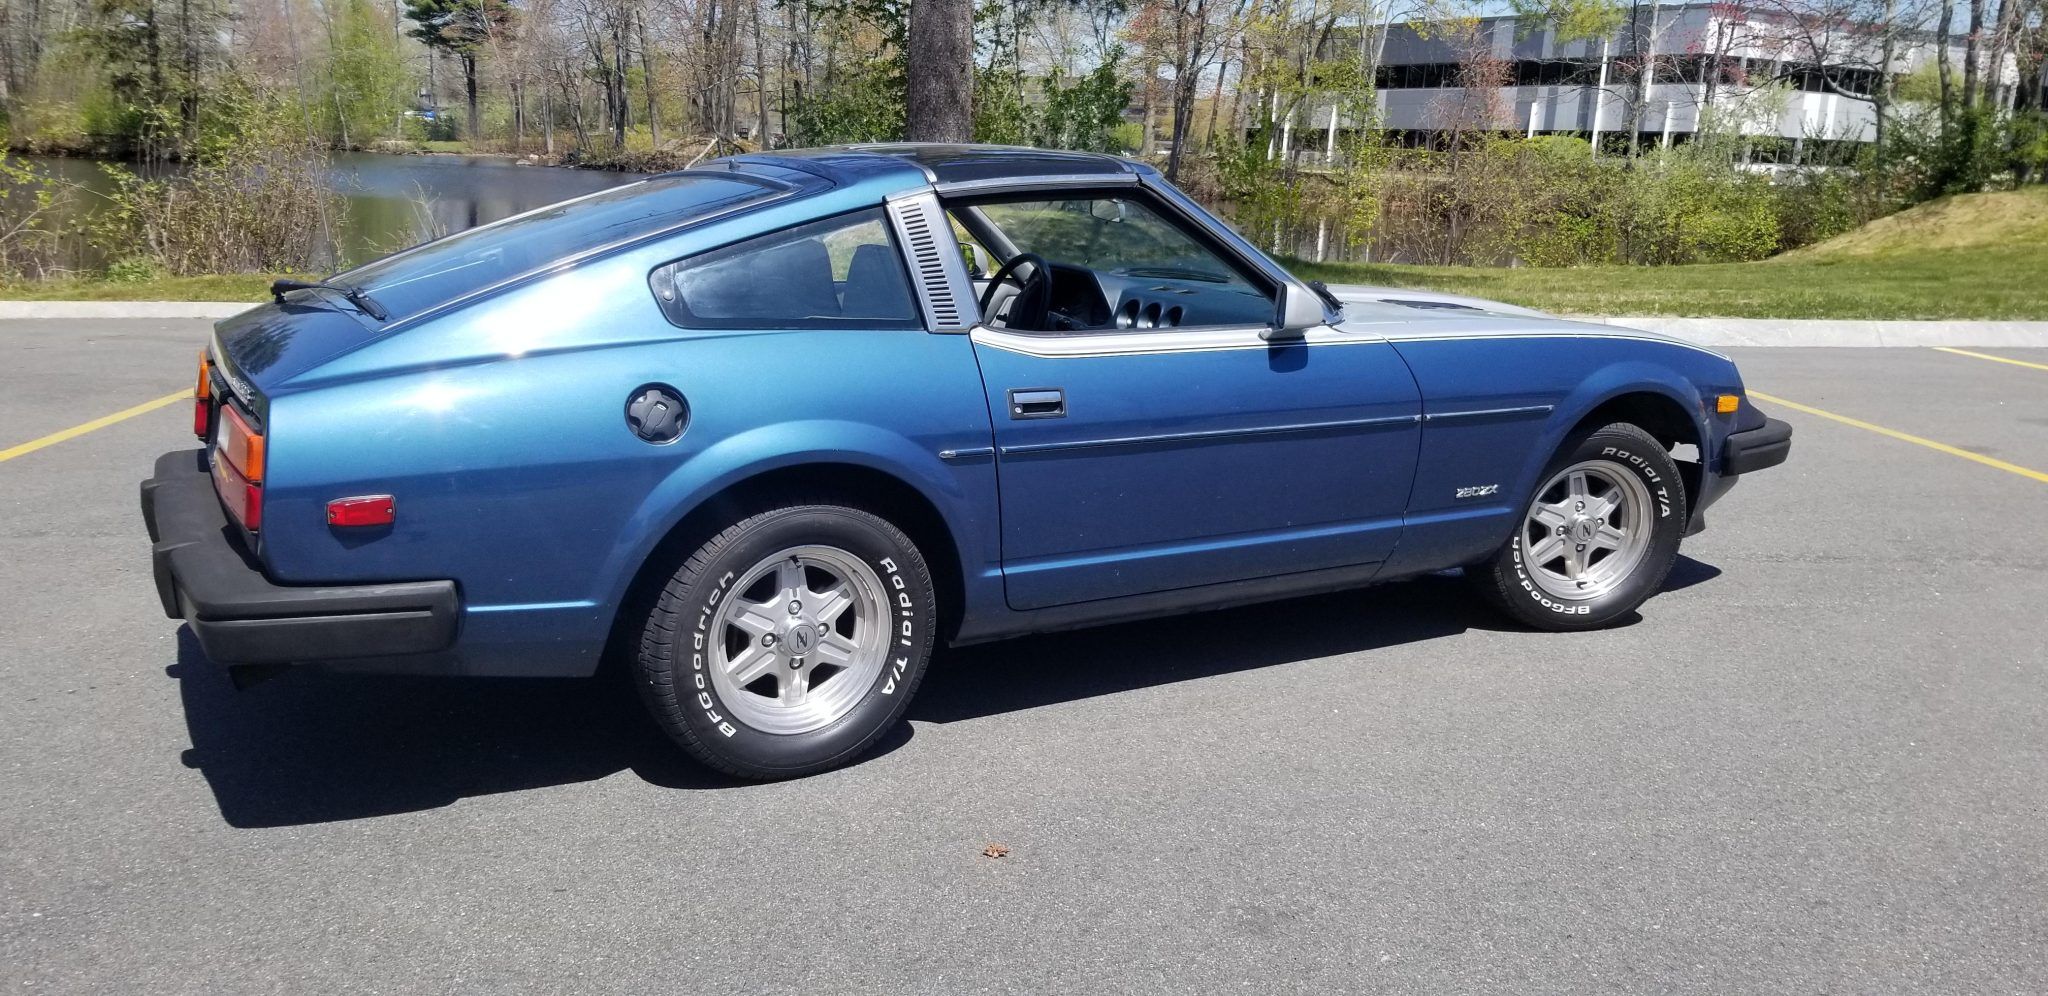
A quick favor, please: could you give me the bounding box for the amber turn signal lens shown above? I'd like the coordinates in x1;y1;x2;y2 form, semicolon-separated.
1716;394;1742;414
217;405;265;484
193;353;213;439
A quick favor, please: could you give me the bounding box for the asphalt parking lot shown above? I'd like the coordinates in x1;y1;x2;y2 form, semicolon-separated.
3;320;2044;994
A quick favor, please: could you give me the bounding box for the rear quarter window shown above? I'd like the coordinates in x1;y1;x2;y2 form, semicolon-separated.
649;209;921;330
333;173;781;321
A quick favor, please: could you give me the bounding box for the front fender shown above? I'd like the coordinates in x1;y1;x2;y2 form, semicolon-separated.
1530;360;1712;497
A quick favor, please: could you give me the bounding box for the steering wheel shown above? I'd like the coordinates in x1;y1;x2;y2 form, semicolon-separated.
977;252;1053;331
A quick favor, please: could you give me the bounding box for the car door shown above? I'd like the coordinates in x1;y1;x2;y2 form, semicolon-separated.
955;189;1423;611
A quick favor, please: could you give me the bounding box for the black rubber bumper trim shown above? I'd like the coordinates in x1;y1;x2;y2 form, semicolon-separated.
140;450;460;665
1723;416;1793;476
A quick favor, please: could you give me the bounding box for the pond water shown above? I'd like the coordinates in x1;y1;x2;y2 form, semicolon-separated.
21;151;648;273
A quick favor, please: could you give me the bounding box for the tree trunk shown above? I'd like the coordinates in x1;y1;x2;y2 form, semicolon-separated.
1936;0;1955;127
612;16;629;148
752;0;771;145
1629;0;1663;156
906;0;973;142
1165;52;1205;180
1962;0;1985;109
1874;0;1897;150
463;53;480;142
638;11;657;147
513;80;526;152
178;0;199;142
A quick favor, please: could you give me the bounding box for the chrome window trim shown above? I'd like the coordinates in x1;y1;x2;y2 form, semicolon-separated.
932;173;1143;197
970;324;1382;358
1422;404;1555;423
375;178;806;334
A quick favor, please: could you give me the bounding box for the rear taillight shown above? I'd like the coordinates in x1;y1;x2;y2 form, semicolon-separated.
193;352;212;439
210;451;263;531
214;405;265;530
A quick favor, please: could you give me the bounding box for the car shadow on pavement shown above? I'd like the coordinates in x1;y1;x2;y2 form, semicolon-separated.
171;559;1718;827
169;628;795;828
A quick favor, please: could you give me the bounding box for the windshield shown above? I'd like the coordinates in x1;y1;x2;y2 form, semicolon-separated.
332;173;780;320
976;198;1258;290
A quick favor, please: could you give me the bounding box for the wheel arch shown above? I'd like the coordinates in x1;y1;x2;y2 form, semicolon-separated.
599;450;973;672
1552;381;1707;519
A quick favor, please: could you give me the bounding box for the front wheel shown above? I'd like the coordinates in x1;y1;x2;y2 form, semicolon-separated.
1468;422;1688;631
636;504;936;779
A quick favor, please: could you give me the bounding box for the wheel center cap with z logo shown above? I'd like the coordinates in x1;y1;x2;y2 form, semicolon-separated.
785;623;819;656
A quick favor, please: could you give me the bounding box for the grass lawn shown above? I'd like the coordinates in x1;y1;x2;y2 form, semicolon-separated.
0;274;282;302
1288;246;2048;321
1292;186;2048;321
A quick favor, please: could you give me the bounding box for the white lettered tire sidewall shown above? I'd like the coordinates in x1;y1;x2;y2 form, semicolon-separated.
1485;423;1688;630
638;504;936;779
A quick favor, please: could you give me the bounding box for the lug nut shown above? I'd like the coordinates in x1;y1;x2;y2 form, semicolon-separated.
789;601;802;615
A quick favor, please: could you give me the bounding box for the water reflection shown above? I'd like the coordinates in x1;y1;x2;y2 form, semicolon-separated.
18;151;647;272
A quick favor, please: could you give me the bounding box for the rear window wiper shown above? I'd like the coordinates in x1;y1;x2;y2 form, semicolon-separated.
270;279;390;322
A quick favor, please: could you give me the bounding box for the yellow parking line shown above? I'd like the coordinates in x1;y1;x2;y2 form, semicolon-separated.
1932;347;2048;372
1749;390;2048;485
0;390;191;464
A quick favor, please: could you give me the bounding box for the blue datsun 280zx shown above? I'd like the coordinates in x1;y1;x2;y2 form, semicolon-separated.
142;144;1791;778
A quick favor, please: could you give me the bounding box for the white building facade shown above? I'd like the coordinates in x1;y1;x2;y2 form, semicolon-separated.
1275;2;2026;162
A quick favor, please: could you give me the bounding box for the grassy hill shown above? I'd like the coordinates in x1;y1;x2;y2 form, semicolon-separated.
1776;186;2048;261
1291;186;2048;320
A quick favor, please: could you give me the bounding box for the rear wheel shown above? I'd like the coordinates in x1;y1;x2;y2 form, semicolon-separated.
636;504;936;779
1469;422;1687;630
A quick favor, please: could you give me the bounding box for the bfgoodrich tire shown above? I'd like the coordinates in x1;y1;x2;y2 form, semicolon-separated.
636;504;936;779
1469;422;1688;631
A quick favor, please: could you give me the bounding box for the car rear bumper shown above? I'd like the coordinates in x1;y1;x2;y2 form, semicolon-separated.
141;450;460;666
1723;417;1793;475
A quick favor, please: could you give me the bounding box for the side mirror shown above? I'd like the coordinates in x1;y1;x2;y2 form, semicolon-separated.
1263;283;1327;340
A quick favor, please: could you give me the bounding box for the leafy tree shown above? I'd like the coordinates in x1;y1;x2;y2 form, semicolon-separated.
402;0;516;141
325;0;410;147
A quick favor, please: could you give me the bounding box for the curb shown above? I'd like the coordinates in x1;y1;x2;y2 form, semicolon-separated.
0;301;254;319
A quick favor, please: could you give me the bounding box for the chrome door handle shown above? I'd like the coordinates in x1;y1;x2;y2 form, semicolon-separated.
1008;388;1065;419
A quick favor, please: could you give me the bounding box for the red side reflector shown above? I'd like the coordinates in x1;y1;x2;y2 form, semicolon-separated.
327;495;395;528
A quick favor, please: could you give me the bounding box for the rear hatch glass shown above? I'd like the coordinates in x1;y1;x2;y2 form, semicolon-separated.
329;173;782;322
